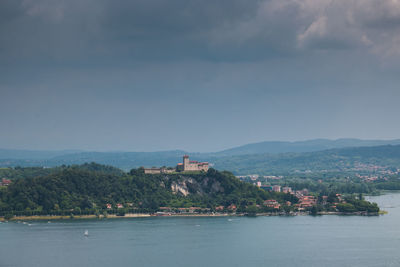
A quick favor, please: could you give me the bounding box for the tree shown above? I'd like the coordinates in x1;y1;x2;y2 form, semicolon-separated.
246;205;259;216
310;205;318;216
4;213;13;220
336;203;356;213
74;207;81;215
117;209;126;216
282;205;291;213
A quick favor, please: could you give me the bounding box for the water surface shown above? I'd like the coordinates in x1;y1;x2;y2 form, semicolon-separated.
1;193;400;267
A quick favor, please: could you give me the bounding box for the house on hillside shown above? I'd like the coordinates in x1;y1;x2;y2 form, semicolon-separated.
264;199;281;209
0;178;11;186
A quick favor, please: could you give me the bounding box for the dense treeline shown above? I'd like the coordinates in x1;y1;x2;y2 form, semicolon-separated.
0;163;124;180
0;166;61;180
0;164;292;216
336;198;379;213
283;177;400;194
307;192;380;214
286;180;375;194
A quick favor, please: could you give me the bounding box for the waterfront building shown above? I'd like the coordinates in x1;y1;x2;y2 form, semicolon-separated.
295;196;317;210
227;204;237;211
215;206;224;211
264;199;281;209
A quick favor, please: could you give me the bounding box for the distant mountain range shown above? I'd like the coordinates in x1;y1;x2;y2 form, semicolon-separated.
215;138;400;156
1;139;400;174
0;149;83;160
212;144;400;175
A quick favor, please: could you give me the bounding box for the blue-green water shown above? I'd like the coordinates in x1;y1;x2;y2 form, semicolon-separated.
1;193;400;267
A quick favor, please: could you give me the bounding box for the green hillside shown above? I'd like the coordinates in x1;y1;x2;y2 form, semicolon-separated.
0;164;292;216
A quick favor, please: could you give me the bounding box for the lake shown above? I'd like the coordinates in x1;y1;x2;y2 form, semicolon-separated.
1;193;400;267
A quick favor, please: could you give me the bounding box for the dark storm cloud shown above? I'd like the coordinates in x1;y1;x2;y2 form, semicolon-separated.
0;0;263;66
2;0;400;66
1;0;400;151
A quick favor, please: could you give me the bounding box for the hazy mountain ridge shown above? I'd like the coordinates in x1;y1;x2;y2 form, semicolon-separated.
215;138;400;156
212;145;400;175
0;150;190;170
0;149;83;160
2;139;400;160
1;140;400;174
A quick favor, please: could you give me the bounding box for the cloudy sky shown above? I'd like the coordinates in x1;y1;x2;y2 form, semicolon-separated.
1;0;400;152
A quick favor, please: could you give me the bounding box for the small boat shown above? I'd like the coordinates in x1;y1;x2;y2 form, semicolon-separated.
84;230;89;237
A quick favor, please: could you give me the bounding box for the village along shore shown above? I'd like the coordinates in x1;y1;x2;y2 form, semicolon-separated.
0;209;383;222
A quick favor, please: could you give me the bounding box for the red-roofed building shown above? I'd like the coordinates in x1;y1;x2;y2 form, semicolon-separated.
1;178;11;186
295;196;317;210
263;199;281;209
215;205;224;211
227;204;237;211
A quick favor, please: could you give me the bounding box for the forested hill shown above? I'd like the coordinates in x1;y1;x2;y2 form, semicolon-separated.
212;145;400;175
1;144;400;175
0;164;291;215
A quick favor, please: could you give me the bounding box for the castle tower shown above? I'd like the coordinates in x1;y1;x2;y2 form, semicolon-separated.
183;155;189;170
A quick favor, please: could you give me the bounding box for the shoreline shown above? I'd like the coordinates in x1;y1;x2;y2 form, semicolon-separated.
0;211;381;222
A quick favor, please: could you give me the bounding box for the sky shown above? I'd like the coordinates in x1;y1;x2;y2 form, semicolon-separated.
1;0;400;152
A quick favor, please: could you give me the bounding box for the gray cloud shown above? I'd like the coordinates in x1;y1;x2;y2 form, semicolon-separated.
2;0;400;65
1;0;400;151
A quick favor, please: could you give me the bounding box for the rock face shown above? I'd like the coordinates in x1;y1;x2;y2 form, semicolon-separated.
171;181;189;196
167;175;224;196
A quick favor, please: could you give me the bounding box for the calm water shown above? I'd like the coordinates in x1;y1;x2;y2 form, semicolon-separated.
1;193;400;267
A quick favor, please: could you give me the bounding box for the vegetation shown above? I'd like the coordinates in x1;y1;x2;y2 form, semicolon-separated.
336;197;379;213
272;176;400;195
0;163;124;180
0;164;292;217
0;163;382;218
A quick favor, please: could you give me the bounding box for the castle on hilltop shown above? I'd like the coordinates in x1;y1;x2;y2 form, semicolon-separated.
176;155;209;172
143;155;209;174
